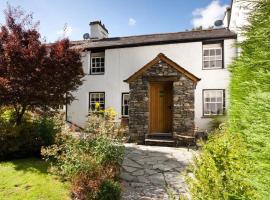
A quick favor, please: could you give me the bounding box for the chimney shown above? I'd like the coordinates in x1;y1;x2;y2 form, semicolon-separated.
89;21;108;39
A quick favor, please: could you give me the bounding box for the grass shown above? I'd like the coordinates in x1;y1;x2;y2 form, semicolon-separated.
0;158;70;200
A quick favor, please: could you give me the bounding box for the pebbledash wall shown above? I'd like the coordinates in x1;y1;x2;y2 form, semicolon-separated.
128;59;196;143
67;39;236;131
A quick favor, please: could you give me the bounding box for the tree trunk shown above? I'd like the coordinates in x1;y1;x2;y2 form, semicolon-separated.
15;105;27;126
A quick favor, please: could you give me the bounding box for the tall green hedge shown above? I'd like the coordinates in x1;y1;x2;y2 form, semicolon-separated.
188;1;270;199
229;0;270;197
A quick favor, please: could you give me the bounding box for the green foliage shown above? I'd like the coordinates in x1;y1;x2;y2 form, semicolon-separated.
228;0;270;198
208;114;227;131
188;1;270;199
84;107;126;139
187;126;256;199
42;110;124;200
97;180;121;200
0;108;60;160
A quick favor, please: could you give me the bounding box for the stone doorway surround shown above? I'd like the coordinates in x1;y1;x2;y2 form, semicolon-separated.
124;53;200;144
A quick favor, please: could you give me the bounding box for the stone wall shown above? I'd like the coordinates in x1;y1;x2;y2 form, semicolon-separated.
128;60;195;143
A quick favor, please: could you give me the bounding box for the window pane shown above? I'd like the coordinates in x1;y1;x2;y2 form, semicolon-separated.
204;50;209;56
210;49;215;56
210;103;217;114
210;61;215;68
216;103;223;114
90;93;105;111
216;49;221;55
216;60;222;68
101;58;104;62
203;90;224;115
122;94;129;116
124;106;128;115
101;67;104;72
203;61;209;68
210;96;216;102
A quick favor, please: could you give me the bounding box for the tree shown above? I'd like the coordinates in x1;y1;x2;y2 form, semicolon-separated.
0;5;84;125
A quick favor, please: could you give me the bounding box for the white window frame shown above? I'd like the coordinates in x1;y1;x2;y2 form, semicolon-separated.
89;92;105;112
203;43;223;69
90;52;105;74
122;93;129;117
203;89;225;116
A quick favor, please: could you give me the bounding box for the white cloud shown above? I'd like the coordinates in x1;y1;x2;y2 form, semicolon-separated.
56;24;73;37
128;18;136;26
191;0;228;28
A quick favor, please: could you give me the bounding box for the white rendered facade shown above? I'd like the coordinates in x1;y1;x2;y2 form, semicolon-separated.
67;38;237;131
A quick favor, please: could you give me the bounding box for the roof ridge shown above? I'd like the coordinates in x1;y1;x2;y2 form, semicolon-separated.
71;28;230;43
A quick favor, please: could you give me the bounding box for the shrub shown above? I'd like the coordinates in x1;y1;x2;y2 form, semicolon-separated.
97;180;121;200
0;108;60;160
187;126;257;199
188;1;270;199
84;107;126;139
42;108;124;200
208;114;226;131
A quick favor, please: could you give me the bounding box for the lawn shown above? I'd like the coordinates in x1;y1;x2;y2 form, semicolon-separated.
0;158;70;200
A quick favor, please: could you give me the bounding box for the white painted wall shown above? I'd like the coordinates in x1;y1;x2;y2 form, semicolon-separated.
224;0;254;43
67;39;236;131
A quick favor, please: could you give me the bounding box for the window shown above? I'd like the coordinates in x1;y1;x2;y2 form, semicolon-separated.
122;93;129;117
90;52;105;74
203;90;225;116
203;43;223;69
89;92;105;111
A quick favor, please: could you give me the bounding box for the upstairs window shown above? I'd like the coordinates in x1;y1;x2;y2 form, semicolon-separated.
203;43;223;69
89;92;105;112
90;52;105;74
122;93;129;117
203;89;225;116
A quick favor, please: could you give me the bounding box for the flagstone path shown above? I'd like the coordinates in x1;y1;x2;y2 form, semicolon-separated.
121;143;195;200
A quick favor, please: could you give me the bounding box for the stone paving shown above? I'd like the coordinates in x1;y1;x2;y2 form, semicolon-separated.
120;143;195;200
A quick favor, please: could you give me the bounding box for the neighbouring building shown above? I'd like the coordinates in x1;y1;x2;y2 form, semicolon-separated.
66;0;249;143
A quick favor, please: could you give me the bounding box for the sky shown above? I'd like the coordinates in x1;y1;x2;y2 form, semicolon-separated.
0;0;231;42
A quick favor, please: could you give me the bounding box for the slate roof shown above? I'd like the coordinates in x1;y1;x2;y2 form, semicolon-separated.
71;28;237;50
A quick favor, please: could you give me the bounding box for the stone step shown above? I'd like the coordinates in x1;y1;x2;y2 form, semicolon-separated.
145;133;172;140
145;138;176;147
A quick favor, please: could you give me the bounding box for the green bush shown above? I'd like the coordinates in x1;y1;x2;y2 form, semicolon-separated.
84;107;127;139
97;180;121;200
187;1;270;199
42;109;124;200
0;109;60;160
187;126;257;199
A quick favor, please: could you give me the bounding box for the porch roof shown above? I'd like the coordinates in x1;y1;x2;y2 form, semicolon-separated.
124;53;201;83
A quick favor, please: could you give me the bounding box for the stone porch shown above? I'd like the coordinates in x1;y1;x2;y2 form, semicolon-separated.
124;53;200;144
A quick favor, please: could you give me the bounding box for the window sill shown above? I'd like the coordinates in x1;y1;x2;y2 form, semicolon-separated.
89;73;105;75
202;67;224;70
201;115;224;118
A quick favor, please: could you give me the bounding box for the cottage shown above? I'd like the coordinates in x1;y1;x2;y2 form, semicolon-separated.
67;19;238;143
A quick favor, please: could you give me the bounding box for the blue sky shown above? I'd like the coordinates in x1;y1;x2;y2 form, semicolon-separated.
0;0;230;42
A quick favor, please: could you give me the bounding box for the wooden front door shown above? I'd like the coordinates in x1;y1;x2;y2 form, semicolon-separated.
149;82;173;133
